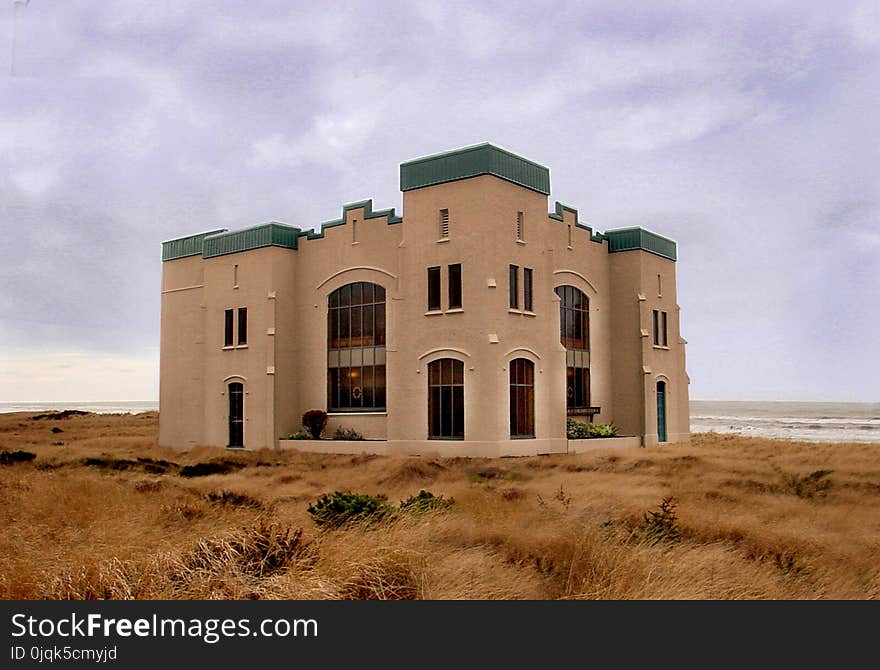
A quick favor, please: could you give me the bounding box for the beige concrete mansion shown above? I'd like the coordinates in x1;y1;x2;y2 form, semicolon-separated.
159;143;689;456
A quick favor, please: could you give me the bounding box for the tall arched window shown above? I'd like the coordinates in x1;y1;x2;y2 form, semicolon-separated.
509;358;535;438
327;282;386;411
228;382;244;448
556;285;591;413
428;358;464;439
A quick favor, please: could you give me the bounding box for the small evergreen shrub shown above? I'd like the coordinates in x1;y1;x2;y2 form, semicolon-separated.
641;496;681;544
284;432;311;440
333;426;365;440
302;410;328;439
399;490;454;514
566;419;618;439
307;491;394;528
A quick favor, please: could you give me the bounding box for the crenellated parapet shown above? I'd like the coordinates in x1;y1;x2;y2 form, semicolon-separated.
548;201;605;244
161;199;400;261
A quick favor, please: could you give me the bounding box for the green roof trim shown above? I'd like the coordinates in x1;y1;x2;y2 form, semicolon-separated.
202;222;302;259
603;227;677;261
549;202;605;243
400;143;551;195
299;199;402;241
162;229;227;261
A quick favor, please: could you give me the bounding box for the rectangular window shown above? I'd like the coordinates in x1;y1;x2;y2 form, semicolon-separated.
568;225;572;248
233;264;238;287
237;307;247;345
439;209;450;239
523;268;533;312
653;309;660;346
427;266;441;311
657;273;662;296
224;309;234;347
516;211;524;241
566;366;591;409
509;264;519;309
448;263;462;309
661;311;668;347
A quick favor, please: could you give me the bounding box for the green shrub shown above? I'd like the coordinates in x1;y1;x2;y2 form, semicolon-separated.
284;432;311;440
566;419;618;439
307;491;394;528
399;490;454;514
641;496;681;544
302;410;328;439
333;426;365;440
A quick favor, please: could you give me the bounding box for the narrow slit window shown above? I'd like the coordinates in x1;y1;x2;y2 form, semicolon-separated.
224;309;234;347
352;219;358;243
509;264;519;309
233;264;238;287
237;307;247;345
516;211;524;241
523;268;533;312
448;263;462;309
653;310;659;346
427;266;441;311
661;311;668;347
568;225;572;248
439;209;450;239
657;273;662;296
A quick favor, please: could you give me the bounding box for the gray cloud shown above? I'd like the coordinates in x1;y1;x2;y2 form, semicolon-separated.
1;0;878;401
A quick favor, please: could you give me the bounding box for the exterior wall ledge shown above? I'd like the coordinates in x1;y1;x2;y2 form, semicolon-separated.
567;436;642;452
277;438;568;457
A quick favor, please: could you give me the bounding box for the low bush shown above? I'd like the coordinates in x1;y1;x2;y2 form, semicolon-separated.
284;432;311;440
0;450;36;465
179;460;244;478
333;426;365;440
566;419;618;439
307;491;394;528
302;410;328;439
398;490;454;514
205;490;264;509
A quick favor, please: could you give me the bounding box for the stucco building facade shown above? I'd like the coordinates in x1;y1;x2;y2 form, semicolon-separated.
159;144;689;456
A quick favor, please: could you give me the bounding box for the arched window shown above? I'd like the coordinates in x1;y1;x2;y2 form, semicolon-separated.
428;358;464;439
509;358;535;438
228;382;244;448
327;282;386;411
556;285;591;413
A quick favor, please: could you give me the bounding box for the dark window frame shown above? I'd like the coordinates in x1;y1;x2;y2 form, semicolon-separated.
509;358;535;439
427;266;441;311
427;358;464;440
509;264;519;309
448;263;462;310
224;309;234;347
327;282;387;412
237;307;247;345
228;381;244;448
556;285;589;350
523;268;533;312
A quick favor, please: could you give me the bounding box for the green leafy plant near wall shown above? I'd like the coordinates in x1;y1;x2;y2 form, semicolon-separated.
566;419;618;439
307;490;455;528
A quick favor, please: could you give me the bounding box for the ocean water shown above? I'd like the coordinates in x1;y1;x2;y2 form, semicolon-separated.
691;400;880;443
0;401;159;415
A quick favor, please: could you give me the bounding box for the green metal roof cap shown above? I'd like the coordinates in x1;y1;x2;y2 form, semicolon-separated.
162;229;228;261
400;143;551;195
202;222;302;259
603;227;677;261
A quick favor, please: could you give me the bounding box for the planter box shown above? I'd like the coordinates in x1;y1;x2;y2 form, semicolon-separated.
279;439;390;455
567;436;642;452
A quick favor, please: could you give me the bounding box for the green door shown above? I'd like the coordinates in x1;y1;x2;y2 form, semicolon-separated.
656;381;667;443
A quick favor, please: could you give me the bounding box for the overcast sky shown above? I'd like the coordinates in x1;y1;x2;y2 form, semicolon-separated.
1;1;878;403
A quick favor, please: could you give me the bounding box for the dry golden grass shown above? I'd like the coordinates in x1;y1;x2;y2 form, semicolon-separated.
1;411;879;599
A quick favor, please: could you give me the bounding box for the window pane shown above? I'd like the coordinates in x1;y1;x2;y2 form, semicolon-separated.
429;386;442;437
662;311;668;347
509;265;518;309
375;285;385;303
238;308;247;345
428;267;441;311
350;282;363;306
441;358;454;385
224;309;234;347
338;308;350;349
374;365;386;408
428;359;441;385
452;359;463;385
441;387;453;437
523;268;533;312
340;283;351;307
350;306;362;346
448;264;462;309
375;303;386;345
453;386;464;438
362;282;374;305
